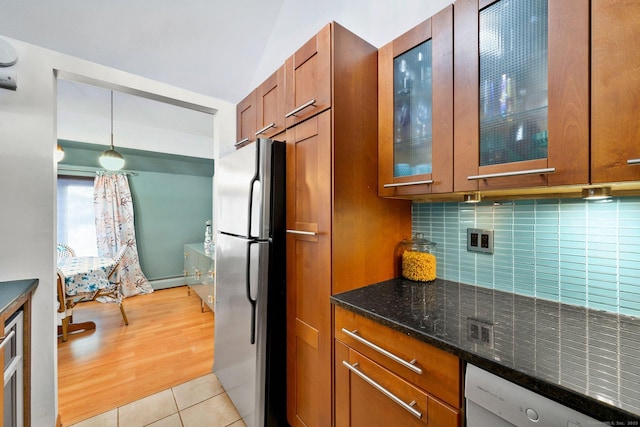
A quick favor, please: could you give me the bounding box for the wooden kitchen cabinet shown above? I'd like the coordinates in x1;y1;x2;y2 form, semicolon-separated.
335;307;461;426
284;23;331;129
378;6;453;198
255;64;285;139
236;65;285;147
0;280;35;427
235;89;256;148
285;22;412;427
453;0;589;192
286;111;333;427
591;0;640;184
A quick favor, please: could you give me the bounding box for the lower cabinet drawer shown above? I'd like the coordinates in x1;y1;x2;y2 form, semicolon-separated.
335;341;460;427
335;306;461;408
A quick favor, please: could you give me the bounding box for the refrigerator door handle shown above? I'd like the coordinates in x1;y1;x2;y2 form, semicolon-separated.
246;240;258;345
247;139;261;239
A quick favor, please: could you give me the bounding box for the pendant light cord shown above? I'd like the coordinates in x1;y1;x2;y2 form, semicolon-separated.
110;90;115;150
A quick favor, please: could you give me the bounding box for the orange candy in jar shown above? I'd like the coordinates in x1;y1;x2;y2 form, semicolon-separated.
401;233;437;282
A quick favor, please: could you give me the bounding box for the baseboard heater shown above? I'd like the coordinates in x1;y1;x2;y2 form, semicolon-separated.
148;276;185;290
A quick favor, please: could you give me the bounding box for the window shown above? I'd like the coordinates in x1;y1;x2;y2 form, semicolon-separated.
57;175;98;256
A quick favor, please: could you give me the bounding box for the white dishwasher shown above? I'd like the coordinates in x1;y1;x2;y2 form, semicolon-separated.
465;364;608;427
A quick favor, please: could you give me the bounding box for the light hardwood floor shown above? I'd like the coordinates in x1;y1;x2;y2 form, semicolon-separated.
57;286;214;426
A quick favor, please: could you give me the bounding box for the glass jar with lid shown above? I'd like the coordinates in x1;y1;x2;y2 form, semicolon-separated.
400;233;437;282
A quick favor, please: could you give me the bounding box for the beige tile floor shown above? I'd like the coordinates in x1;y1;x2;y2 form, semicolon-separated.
68;373;248;427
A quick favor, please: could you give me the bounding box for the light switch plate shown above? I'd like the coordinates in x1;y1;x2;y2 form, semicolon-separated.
467;228;494;254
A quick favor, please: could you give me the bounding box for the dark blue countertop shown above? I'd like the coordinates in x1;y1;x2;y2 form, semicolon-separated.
330;278;640;424
0;278;38;315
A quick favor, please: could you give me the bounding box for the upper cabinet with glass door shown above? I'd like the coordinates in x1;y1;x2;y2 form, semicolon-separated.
379;6;453;197
454;0;589;192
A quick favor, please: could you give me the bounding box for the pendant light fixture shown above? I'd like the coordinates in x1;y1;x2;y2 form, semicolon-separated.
55;144;65;162
99;90;125;171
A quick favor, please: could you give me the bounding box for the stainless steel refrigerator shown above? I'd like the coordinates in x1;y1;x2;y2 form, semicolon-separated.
214;138;287;427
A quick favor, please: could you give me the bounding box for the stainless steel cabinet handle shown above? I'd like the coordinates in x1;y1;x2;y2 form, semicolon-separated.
255;123;276;136
467;167;556;180
286;229;317;236
383;180;433;188
0;330;16;351
342;361;422;419
627;158;640;165
341;328;422;374
234;137;250;147
285;99;316;118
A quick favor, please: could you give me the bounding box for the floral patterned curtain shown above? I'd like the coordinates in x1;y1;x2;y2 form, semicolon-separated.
94;172;154;297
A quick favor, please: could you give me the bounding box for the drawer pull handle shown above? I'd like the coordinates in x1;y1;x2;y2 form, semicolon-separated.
342;361;422;419
255;123;276;136
627;158;640;165
467;167;556;180
384;180;433;188
341;328;422;374
0;330;16;351
234;137;250;147
285;99;316;118
286;229;317;236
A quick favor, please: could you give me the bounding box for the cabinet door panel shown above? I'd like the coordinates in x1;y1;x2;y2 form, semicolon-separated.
286;111;332;427
348;348;428;426
591;0;640;183
546;0;589;187
284;24;331;128
335;345;460;427
236;90;256;147
256;65;285;139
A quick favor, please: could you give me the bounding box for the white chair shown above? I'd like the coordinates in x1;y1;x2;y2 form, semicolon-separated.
57;243;76;259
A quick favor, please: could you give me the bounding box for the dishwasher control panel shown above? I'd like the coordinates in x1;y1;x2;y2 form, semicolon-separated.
465;364;609;427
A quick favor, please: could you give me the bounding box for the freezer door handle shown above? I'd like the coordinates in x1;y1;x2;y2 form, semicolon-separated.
246;240;258;345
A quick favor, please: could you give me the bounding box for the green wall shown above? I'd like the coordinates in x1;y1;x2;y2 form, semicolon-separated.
129;171;212;282
58;140;213;286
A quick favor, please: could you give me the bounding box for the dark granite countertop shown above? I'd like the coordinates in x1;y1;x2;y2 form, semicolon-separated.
331;278;640;424
0;278;38;315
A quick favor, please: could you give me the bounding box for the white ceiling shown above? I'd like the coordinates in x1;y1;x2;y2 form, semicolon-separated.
1;0;453;155
1;0;284;103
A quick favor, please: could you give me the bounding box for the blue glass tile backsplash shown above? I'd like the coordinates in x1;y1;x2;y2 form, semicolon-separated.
412;197;640;316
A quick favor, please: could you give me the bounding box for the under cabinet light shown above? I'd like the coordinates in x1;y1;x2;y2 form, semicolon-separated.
464;192;482;203
582;187;612;201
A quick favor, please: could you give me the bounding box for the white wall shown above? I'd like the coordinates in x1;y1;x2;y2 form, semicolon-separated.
250;0;454;90
0;35;234;426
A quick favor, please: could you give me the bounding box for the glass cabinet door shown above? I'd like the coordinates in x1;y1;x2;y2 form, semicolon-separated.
479;0;548;167
393;40;433;178
378;6;453;198
453;0;588;192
